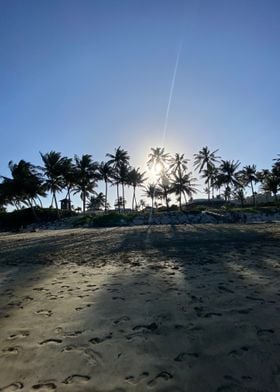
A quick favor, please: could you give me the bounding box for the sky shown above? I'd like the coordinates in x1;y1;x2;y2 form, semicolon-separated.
0;0;280;208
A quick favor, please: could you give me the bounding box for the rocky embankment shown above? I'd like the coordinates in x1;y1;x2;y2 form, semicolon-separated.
22;210;280;231
131;210;280;225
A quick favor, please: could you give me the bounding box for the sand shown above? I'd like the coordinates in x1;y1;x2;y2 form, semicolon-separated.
0;224;279;392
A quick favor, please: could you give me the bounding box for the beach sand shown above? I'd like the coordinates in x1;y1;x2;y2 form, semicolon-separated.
0;224;279;392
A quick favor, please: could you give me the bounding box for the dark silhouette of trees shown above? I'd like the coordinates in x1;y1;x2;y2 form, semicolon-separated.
98;161;113;213
0;160;45;211
106;147;130;212
127;168;146;210
87;192;107;211
0;147;279;212
74;154;100;214
194;146;220;199
40;151;68;210
240;165;258;206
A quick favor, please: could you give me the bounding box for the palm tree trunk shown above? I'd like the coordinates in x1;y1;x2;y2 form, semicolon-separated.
53;191;58;210
165;191;169;210
105;180;108;213
133;186;137;211
67;187;72;211
116;183;120;212
179;193;182;211
131;187;135;210
122;182;125;212
82;193;86;214
207;178;210;200
151;196;154;212
250;181;256;206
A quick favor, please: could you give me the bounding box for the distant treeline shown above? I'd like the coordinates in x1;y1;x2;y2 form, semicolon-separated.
0;146;279;214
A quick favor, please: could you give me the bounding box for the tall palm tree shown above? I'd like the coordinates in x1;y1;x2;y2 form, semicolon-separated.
106;147;130;212
169;153;189;204
201;165;218;199
218;160;241;201
240;164;258;206
193;146;220;199
61;158;76;210
118;163;130;212
40;151;68;210
171;172;198;209
1;160;45;211
98;161;113;213
143;183;160;212
261;172;279;203
127;167;146;210
74;154;100;213
158;172;172;210
169;153;189;175
147;147;170;171
87;192;107;211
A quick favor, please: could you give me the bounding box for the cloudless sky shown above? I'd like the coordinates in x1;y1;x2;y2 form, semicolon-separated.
1;0;280;206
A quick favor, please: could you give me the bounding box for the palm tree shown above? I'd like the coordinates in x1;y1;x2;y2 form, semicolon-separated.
98;161;113;213
193;146;220;199
74;154;100;213
114;196;126;211
272;155;280;178
118;163;130;212
233;186;245;208
169;153;189;175
147;147;170;172
61;158;76;210
87;192;107;211
143;183;160;212
127;167;146;210
1;160;46;211
240;164;258;206
218;160;241;201
171;172;198;209
158;172;172;209
40;151;68;210
106;147;130;212
261;172;279;203
201;165;218;199
169;153;189;204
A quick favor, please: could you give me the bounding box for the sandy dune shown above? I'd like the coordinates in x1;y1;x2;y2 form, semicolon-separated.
0;224;280;392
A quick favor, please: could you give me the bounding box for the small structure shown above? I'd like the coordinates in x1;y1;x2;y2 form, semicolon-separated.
60;198;71;210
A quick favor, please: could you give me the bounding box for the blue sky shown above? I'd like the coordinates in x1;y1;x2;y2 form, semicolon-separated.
0;0;280;207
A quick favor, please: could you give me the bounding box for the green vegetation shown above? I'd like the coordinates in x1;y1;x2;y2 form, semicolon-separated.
0;208;75;231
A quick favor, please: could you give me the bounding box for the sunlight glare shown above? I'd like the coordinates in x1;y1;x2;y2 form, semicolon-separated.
149;162;162;182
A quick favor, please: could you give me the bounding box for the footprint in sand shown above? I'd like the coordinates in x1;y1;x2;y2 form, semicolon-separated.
113;316;130;325
0;382;23;391
125;372;149;385
89;333;112;344
64;330;84;337
62;345;102;365
31;383;56;391
35;310;52;317
62;375;90;384
147;371;173;387
39;339;62;345
132;323;158;332
256;328;274;337
228;346;249;357
8;332;29;340
2;346;21;355
174;352;199;362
